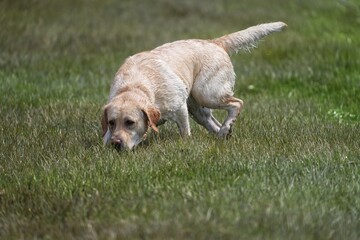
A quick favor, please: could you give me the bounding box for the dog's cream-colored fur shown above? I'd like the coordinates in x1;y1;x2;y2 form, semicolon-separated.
101;22;287;150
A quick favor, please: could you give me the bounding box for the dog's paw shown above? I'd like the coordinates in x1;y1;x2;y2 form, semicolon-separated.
217;126;232;138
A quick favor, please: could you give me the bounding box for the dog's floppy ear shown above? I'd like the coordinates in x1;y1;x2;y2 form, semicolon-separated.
142;107;161;133
101;106;108;137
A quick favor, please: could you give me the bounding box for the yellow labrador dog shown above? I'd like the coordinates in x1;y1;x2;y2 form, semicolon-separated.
101;22;287;150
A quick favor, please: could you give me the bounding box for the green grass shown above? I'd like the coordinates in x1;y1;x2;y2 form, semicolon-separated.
1;0;360;239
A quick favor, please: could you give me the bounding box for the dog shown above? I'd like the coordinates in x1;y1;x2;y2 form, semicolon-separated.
101;22;287;150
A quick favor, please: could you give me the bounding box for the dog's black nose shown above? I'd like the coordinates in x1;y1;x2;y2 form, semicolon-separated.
111;139;124;151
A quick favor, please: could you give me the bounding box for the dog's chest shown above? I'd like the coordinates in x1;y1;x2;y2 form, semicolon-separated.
160;109;179;121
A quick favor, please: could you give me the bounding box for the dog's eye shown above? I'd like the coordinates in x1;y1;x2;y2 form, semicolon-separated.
108;120;115;127
125;119;135;127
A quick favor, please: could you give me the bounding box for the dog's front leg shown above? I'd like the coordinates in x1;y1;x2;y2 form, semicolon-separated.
174;103;191;138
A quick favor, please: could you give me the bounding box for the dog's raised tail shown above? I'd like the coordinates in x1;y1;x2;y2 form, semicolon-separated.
212;22;287;55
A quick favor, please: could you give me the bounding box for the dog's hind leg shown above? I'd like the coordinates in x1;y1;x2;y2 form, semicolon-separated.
192;83;244;138
191;48;244;138
217;96;244;138
187;96;221;134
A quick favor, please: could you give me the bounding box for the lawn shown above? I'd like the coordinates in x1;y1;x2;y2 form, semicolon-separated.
0;0;359;239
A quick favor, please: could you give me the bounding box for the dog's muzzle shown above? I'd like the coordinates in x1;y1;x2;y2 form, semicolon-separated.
111;138;124;151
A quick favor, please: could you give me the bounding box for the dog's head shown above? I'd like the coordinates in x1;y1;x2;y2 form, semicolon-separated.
101;98;160;150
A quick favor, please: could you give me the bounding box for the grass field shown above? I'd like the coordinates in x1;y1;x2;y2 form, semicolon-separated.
1;0;359;239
